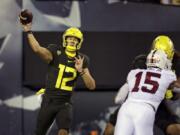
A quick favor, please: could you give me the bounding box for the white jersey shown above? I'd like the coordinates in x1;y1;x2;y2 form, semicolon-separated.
127;68;176;110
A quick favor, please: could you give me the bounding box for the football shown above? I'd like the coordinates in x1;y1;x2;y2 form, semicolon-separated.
19;9;33;25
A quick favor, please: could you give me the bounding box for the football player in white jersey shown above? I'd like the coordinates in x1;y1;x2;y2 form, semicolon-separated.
103;55;147;135
114;50;179;135
104;35;180;135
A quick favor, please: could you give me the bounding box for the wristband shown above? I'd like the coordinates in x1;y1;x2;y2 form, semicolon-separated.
26;30;33;34
80;70;85;76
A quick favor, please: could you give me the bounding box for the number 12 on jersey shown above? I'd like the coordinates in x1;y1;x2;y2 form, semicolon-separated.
132;71;161;94
55;64;77;91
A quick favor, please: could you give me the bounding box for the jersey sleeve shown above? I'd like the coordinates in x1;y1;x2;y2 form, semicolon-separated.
78;53;90;68
165;70;177;84
46;44;59;58
83;54;90;68
115;83;129;104
127;70;134;83
127;69;139;83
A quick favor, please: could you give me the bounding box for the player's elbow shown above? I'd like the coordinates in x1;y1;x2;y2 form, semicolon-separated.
33;47;40;54
87;82;96;90
89;85;96;90
88;84;96;90
83;76;96;90
114;98;123;105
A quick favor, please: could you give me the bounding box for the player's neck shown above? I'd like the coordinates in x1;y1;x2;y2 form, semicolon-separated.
65;50;76;58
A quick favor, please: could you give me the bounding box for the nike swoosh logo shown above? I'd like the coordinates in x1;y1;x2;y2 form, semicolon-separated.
68;60;74;63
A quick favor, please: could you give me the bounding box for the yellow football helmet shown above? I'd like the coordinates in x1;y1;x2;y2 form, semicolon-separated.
152;35;174;60
62;27;83;50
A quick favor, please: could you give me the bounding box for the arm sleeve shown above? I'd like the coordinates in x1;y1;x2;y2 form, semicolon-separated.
80;54;90;68
127;70;135;83
77;53;89;68
115;83;129;104
83;55;89;68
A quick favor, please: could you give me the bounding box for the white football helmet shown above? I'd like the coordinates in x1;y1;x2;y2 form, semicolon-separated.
146;50;170;70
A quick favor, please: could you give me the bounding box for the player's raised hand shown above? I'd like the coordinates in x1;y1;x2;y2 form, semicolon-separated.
18;9;33;32
20;22;32;32
74;55;84;73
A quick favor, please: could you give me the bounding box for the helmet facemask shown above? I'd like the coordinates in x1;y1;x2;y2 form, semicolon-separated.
62;27;83;50
65;36;80;52
62;27;83;57
146;50;170;70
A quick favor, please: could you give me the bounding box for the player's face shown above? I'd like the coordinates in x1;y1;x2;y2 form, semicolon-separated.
66;36;79;47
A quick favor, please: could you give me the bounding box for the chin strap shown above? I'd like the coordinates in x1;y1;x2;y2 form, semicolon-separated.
66;45;77;51
65;50;76;58
65;45;77;58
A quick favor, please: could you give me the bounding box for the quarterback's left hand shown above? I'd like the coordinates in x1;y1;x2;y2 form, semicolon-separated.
75;55;84;73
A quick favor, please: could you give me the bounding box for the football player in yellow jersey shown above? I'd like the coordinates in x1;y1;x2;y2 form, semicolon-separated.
20;19;96;135
151;35;180;135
